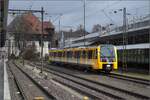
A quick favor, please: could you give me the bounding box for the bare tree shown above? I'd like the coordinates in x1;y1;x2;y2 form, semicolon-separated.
92;24;102;33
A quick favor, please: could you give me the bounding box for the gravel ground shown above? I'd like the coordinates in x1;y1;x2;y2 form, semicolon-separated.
6;63;23;100
46;68;148;100
43;63;150;98
21;61;150;100
16;62;83;100
9;61;53;100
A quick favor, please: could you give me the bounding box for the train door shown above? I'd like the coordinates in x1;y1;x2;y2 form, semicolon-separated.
80;50;85;65
64;50;67;63
85;49;88;65
87;50;92;66
80;50;83;64
77;50;80;64
92;49;98;69
72;50;76;64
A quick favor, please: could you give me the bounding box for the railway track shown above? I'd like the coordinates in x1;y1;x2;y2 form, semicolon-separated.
24;62;116;100
28;62;150;100
108;73;149;86
7;62;27;100
36;61;150;86
8;61;56;100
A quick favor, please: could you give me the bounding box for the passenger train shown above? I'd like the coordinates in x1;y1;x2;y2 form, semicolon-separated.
49;45;118;73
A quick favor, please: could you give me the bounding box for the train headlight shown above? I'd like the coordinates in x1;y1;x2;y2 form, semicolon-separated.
106;64;111;67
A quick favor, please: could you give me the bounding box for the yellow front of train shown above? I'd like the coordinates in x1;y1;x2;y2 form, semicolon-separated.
97;45;118;72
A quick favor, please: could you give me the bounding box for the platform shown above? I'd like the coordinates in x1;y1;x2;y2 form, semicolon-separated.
0;59;11;100
0;60;4;100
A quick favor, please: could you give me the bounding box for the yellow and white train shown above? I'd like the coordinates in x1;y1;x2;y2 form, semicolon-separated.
49;45;118;73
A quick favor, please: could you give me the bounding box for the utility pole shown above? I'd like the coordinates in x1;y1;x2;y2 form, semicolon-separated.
7;40;10;60
8;8;45;71
58;14;62;48
83;0;86;47
23;32;25;66
40;7;44;73
122;8;127;72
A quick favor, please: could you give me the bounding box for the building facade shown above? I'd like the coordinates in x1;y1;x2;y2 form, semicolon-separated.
7;12;55;57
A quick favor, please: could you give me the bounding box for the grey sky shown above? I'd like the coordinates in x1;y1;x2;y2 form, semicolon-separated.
8;0;150;32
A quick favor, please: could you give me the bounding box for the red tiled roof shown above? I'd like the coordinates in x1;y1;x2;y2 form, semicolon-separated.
8;12;55;35
43;21;54;29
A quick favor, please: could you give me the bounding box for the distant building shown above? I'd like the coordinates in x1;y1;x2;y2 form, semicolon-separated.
58;28;90;48
7;12;55;57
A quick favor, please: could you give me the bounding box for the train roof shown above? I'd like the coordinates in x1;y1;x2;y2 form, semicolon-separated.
49;44;115;51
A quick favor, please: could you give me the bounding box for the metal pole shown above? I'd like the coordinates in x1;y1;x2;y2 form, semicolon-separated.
59;15;61;48
23;32;25;66
122;8;127;72
8;39;10;60
83;0;86;47
41;7;44;73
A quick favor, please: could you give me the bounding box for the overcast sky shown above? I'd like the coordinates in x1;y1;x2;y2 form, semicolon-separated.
8;0;150;32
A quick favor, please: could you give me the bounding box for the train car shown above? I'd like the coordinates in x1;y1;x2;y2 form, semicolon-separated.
49;45;118;73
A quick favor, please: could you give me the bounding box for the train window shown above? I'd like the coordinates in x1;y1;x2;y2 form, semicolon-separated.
64;51;66;57
53;52;54;57
54;52;57;57
51;52;53;58
51;52;53;57
74;51;79;58
94;49;97;59
88;50;92;59
67;51;68;57
75;51;77;58
56;52;58;57
61;52;63;57
60;52;62;57
72;51;75;58
49;52;51;56
67;51;71;58
69;51;71;58
54;52;56;57
70;51;72;58
63;51;65;57
58;52;61;57
77;51;80;58
57;52;59;57
82;50;86;58
52;52;54;57
68;51;70;58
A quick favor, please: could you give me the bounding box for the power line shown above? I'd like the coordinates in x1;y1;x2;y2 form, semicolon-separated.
9;0;143;2
66;0;122;25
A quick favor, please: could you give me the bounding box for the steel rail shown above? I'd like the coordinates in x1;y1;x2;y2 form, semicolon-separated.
28;62;150;100
108;73;149;86
45;67;150;100
27;62;118;99
12;61;56;100
7;62;28;100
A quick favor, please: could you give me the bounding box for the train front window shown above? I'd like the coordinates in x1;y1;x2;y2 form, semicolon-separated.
100;45;115;58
